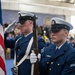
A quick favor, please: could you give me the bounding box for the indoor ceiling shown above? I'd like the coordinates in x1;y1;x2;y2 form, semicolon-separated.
2;0;75;5
2;0;75;4
2;0;75;12
49;0;75;4
2;0;75;15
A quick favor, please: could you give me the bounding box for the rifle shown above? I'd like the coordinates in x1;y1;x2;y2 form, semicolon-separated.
31;15;40;75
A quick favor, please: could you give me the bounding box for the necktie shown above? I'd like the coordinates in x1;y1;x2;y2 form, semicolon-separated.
55;48;59;52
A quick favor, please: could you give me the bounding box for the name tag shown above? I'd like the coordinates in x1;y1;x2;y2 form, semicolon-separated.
46;55;51;58
70;64;75;67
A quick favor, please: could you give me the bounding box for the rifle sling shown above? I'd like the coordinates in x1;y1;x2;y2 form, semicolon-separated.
14;37;33;67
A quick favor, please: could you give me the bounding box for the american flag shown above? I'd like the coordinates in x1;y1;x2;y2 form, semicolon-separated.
0;0;6;75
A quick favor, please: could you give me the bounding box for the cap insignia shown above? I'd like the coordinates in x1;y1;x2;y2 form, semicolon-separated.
51;20;56;25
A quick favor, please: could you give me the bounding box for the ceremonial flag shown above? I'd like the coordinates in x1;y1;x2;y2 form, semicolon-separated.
0;0;6;75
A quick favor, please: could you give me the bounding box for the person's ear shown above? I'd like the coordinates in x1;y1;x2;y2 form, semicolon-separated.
29;20;33;24
64;30;69;37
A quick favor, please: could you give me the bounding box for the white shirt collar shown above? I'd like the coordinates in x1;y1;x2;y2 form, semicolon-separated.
25;32;32;37
56;41;66;49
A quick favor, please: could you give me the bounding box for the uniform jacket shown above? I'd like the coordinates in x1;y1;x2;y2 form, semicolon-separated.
40;41;75;75
15;33;46;75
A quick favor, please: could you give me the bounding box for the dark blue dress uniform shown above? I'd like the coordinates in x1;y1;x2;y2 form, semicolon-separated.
15;33;46;75
15;12;46;75
40;17;75;75
40;41;75;75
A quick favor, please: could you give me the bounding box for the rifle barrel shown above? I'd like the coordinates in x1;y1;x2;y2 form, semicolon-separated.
32;15;39;75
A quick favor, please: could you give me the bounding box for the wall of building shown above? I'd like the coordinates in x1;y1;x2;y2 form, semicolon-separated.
2;10;64;26
2;0;75;23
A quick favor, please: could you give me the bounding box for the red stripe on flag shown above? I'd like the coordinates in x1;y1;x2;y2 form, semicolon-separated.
0;56;6;75
0;26;6;75
0;1;6;75
0;34;5;49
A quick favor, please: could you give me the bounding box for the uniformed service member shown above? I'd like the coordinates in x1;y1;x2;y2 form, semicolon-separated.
14;12;46;75
30;17;75;75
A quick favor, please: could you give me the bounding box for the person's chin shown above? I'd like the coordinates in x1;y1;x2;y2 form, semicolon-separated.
52;40;57;43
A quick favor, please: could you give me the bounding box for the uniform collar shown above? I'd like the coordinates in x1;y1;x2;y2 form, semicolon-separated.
51;41;69;61
56;41;66;49
25;32;33;37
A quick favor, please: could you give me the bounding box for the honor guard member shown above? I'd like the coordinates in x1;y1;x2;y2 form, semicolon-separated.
14;12;46;75
30;17;75;75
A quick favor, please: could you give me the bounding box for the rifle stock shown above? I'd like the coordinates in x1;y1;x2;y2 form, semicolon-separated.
32;15;39;75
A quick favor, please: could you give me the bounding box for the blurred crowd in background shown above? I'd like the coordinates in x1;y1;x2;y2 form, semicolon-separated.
3;22;75;59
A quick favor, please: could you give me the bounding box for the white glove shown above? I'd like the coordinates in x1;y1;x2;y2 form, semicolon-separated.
30;52;41;64
38;53;41;61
